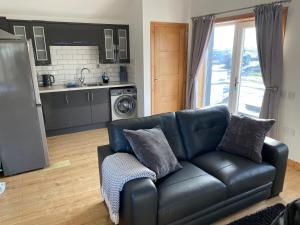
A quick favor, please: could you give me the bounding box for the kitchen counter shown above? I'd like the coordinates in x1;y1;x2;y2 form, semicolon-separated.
39;81;136;93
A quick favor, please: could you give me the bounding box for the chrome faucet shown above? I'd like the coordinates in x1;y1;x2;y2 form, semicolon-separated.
79;67;91;86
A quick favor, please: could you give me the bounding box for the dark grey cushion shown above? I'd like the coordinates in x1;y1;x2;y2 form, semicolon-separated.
218;114;275;163
107;112;187;160
123;127;182;179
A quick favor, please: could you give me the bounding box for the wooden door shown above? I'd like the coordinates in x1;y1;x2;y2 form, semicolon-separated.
151;22;188;114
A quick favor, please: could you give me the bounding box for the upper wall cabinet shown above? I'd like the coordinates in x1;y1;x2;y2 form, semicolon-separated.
31;23;51;65
0;17;10;32
99;25;130;64
2;17;130;65
47;23;100;46
9;20;51;66
9;20;31;40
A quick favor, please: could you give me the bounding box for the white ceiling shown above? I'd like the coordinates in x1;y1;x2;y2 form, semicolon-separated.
0;0;132;23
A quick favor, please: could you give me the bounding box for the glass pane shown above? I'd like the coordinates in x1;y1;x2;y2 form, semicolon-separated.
105;38;113;49
118;29;126;38
119;38;127;50
119;50;127;59
14;26;25;36
35;36;46;50
104;29;113;38
33;27;44;36
237;27;264;117
37;51;47;60
106;50;114;59
204;24;235;107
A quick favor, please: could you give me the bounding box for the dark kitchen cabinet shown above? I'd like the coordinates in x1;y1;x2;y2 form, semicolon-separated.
99;24;130;64
41;89;111;133
5;18;131;65
90;89;110;123
47;23;99;46
9;20;51;66
9;20;31;41
41;91;91;131
66;91;92;127
31;23;51;66
0;17;10;32
41;92;71;130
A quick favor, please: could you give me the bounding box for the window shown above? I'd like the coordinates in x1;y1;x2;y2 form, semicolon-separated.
201;20;264;117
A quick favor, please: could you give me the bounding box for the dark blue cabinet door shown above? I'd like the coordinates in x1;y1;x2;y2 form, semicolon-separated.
0;17;10;32
67;91;92;127
90;89;111;123
41;92;71;130
99;24;130;64
41;91;92;131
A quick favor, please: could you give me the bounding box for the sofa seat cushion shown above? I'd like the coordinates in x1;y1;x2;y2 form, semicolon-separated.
192;151;276;197
156;161;226;225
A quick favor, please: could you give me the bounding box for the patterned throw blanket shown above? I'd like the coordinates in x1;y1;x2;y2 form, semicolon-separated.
101;153;156;224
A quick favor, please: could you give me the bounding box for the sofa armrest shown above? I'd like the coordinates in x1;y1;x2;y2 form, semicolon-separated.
120;178;157;225
262;137;289;197
97;145;114;185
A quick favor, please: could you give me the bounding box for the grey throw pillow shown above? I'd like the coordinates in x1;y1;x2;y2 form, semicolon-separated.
123;126;182;179
218;114;275;163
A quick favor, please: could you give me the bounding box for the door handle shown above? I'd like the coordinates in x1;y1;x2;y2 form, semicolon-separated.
234;77;240;88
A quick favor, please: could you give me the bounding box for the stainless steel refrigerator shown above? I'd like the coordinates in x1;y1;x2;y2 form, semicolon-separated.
0;29;49;176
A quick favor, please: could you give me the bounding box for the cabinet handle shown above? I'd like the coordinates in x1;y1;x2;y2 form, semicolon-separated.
65;94;69;104
87;92;90;102
91;93;94;102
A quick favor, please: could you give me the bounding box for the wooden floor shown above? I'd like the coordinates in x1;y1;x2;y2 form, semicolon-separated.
0;128;299;225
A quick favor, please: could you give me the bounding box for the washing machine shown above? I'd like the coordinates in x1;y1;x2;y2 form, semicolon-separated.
110;87;137;121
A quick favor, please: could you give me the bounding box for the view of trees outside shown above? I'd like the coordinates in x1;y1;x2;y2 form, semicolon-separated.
204;24;264;117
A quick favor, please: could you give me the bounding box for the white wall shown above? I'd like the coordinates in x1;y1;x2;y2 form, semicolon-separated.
142;0;190;116
189;0;300;162
125;0;144;116
0;0;131;24
279;0;300;162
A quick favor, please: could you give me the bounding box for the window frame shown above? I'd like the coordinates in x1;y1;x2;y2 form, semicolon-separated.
197;8;288;110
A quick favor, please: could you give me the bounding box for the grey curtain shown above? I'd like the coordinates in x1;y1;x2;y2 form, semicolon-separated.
254;4;283;137
186;15;215;109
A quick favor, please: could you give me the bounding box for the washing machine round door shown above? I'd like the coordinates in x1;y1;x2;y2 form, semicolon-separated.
114;95;136;118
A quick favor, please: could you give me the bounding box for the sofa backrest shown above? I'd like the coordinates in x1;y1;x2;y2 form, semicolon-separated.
176;105;230;160
107;112;187;160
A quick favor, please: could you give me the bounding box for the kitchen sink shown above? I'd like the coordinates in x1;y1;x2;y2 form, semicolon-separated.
84;82;104;87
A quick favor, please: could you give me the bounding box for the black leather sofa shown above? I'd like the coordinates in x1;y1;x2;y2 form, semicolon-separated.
97;105;289;225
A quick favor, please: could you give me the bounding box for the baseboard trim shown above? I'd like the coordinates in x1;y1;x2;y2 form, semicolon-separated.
46;122;107;137
288;159;300;170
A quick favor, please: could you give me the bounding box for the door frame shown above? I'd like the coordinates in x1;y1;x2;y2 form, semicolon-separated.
150;22;188;115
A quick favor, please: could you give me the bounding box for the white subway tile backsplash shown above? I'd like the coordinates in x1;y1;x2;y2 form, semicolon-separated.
63;55;73;60
73;55;83;60
35;46;133;85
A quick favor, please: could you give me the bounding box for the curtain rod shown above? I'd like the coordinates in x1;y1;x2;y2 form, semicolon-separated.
191;0;292;20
